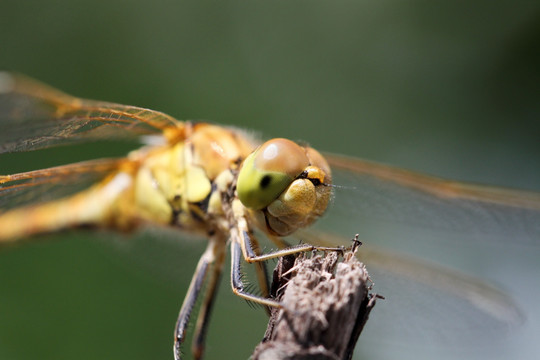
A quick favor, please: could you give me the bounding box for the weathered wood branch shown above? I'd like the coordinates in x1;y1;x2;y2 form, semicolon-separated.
252;241;379;360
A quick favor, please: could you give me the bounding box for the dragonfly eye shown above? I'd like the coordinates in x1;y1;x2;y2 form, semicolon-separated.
237;138;308;210
237;138;332;236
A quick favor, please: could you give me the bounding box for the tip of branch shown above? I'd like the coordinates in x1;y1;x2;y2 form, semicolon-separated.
252;244;379;360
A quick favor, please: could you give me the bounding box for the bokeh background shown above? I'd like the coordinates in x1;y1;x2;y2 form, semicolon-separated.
1;1;539;360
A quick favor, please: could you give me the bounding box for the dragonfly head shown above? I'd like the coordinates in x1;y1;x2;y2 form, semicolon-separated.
237;138;332;236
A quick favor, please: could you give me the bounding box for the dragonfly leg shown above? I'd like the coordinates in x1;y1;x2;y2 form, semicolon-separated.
231;198;344;264
248;235;272;315
174;239;219;360
245;233;271;295
228;199;342;308
240;228;345;263
190;240;226;360
230;240;281;308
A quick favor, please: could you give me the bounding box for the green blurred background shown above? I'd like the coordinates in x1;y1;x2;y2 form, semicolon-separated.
1;1;539;360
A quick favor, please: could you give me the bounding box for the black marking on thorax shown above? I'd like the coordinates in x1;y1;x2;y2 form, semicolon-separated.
169;182;218;226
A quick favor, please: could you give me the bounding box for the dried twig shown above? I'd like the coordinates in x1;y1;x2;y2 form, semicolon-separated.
252;238;379;360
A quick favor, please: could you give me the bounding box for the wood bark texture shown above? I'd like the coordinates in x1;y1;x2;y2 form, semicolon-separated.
252;244;377;360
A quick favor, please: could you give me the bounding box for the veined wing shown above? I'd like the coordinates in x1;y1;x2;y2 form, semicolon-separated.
359;244;522;356
325;153;540;246
0;72;182;154
0;158;128;211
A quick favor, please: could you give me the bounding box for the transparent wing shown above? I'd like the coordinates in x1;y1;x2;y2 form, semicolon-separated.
324;153;540;246
0;72;181;153
0;158;126;210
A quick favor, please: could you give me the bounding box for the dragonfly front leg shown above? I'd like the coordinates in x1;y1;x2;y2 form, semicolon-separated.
228;199;344;308
230;229;344;309
174;238;223;360
232;198;344;264
244;232;271;302
230;239;281;308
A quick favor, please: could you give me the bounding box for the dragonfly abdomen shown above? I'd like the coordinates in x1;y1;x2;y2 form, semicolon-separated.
0;172;133;242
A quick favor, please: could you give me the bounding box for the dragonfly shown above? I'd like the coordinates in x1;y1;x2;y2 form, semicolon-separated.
1;73;539;360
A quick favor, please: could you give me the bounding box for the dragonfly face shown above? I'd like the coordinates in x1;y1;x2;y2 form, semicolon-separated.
237;138;332;236
1;73;540;360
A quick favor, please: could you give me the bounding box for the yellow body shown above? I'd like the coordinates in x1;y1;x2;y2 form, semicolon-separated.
0;123;257;241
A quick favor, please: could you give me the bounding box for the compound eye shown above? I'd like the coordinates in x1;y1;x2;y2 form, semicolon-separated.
237;138;309;210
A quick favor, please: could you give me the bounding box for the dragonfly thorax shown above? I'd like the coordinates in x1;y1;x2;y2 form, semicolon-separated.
129;123;256;232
